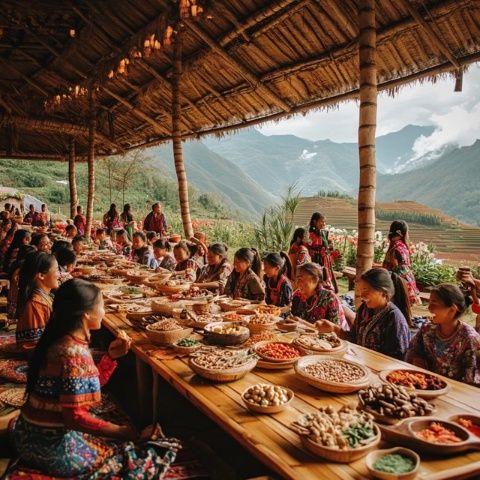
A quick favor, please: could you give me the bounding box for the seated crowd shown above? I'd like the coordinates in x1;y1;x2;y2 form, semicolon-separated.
0;201;479;477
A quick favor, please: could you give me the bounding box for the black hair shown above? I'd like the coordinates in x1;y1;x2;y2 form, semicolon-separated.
153;238;172;252
309;212;325;233
208;243;228;258
51;240;73;255
290;227;307;246
96;227;106;236
76;205;82;213
430;283;469;319
17;252;57;317
72;235;86;245
8;245;37;278
146;231;158;242
264;252;292;279
297;262;326;285
361;268;412;326
26;279;101;395
234;247;262;276
174;240;191;256
133;231;146;242
388;220;409;244
122;204;133;223
4;229;31;267
30;233;48;248
54;247;77;268
65;224;77;234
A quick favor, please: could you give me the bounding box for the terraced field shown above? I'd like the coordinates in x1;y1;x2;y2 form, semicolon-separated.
294;198;480;263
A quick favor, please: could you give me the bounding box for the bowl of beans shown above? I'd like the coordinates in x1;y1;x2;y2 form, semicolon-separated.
242;383;294;414
295;355;371;393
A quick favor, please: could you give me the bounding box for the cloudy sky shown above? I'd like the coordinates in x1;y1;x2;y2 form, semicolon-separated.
259;63;480;155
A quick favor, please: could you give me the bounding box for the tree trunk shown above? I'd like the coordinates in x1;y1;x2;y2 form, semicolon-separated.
172;27;193;239
356;0;377;304
85;87;96;239
68;137;78;220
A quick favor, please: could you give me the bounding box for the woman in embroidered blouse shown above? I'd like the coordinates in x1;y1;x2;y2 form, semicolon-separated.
30;232;52;254
308;212;338;293
54;247;77;285
16;252;59;350
263;252;293;307
406;284;480;386
149;238;176;271
317;268;411;360
103;203;121;232
194;243;232;294
288;227;311;282
291;262;347;328
383;220;421;304
173;241;198;282
224;248;265;301
115;229;132;258
3;229;31;272
11;279;179;478
120;203;135;240
130;231;151;266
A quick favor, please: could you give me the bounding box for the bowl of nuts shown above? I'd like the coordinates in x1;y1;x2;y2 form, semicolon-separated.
295;355;371;393
247;314;280;333
146;318;192;345
242;383;294;414
203;322;250;346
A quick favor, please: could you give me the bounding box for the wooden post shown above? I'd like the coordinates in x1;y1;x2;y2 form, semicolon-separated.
68;137;78;220
172;27;193;238
356;0;377;303
85;87;96;239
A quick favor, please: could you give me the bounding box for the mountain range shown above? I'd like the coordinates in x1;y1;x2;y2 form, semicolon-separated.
145;124;479;224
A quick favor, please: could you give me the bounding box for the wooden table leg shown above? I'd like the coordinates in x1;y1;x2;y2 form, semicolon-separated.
152;370;159;424
135;355;153;425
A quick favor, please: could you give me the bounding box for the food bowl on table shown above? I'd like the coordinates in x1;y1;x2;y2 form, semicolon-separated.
188;314;223;330
218;299;251;312
379;369;450;399
449;414;480;438
241;384;294;414
291;405;381;463
252;305;282;316
254;341;301;363
293;333;346;357
365;447;420;480
192;302;211;315
145;319;192;345
247;314;280;333
295;355;371;393
172;337;202;355
203;322;250;346
169;234;182;243
155;282;192;295
277;318;298;332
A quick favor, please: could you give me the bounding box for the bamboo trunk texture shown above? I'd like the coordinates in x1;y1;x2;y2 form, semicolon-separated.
356;0;377;303
85;88;96;239
68;137;78;220
172;29;193;239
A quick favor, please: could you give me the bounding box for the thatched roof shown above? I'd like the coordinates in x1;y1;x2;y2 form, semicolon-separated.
0;0;479;160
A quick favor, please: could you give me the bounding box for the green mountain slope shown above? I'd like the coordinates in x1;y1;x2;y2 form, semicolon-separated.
377;140;480;224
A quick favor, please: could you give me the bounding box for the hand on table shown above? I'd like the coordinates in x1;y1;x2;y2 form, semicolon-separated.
314;319;336;333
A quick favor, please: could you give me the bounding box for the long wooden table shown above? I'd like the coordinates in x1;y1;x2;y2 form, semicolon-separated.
103;312;480;480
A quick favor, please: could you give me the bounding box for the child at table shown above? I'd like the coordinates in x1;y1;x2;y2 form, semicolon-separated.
406;284;480;386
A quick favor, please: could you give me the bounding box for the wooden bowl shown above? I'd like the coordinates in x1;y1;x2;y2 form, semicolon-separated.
379;369;450;399
295;355;371;394
253;305;282;316
293;334;347;358
407;418;470;447
156;283;192;295
254;341;301;363
300;424;381;463
145;324;192;345
218;300;251;312
188;356;257;383
449;414;480;438
247;315;280;333
365;447;420;480
241;385;294;414
203;322;250;346
192;302;211;315
172;340;202;355
277;319;298;332
169;234;182;243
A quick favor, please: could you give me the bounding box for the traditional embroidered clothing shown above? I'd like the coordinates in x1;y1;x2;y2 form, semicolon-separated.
406;321;480;386
7;266;20;320
308;229;338;293
16;289;53;348
288;243;311;280
196;260;232;294
148;254;176;272
291;286;348;329
224;268;265;301
265;274;293;307
383;239;420;303
73;214;86;235
131;246;151;266
349;302;410;360
175;259;198;282
143;212;168;236
12;335;177;478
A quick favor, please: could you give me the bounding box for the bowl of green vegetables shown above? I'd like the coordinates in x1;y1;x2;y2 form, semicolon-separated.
173;337;202;355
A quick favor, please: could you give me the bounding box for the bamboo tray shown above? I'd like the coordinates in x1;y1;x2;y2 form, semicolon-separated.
379;417;480;455
300;424;381;463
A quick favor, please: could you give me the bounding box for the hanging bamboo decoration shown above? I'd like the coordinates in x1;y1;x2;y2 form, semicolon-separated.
172;27;193;239
68;137;78;220
356;0;377;305
85;87;96;239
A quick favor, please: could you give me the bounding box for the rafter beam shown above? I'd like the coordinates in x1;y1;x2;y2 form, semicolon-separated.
184;19;290;112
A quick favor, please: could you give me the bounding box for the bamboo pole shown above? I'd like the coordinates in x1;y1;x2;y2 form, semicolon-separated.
85;87;96;239
172;28;193;239
356;0;377;303
68;137;78;220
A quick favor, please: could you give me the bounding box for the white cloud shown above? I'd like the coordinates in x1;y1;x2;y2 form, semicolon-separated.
259;64;480;148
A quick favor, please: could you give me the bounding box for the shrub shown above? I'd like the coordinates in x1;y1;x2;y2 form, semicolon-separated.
376;210;442;226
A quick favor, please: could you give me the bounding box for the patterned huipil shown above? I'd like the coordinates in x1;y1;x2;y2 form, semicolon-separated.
288;243;311;281
224;268;265;301
175;258;198;282
383;239;420;303
349;302;410;360
265;274;293;307
196;260;232;294
291;285;348;329
12;335;178;478
406;321;480;386
16;289;53;349
308;229;338;293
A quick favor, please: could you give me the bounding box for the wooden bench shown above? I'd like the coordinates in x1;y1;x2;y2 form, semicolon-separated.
342;266;356;290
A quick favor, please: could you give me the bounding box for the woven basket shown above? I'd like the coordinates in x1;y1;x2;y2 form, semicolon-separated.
292;338;347;358
247;316;279;334
126;309;153;322
172;341;202;355
203;322;250;346
253;305;282;316
218;300;250;312
126;273;151;285
156;283;192;295
188;356;257;382
300;425;381;463
145;325;192;345
192;303;211;315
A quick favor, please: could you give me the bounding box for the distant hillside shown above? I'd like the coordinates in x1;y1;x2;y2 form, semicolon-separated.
147;141;277;216
377;140;480;224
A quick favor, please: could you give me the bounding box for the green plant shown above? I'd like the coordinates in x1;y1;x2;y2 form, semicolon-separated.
412;262;456;288
376;209;443;226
